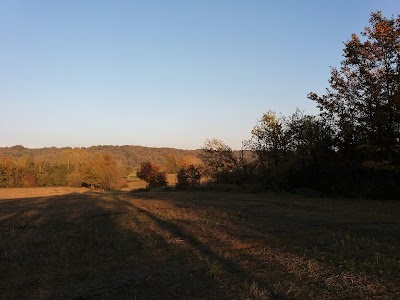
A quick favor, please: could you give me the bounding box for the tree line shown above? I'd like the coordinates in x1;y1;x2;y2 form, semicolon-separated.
0;153;126;190
0;146;201;190
198;12;400;199
0;145;201;171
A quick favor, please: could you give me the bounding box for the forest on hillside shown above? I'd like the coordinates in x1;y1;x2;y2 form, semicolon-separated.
0;145;202;189
0;145;201;170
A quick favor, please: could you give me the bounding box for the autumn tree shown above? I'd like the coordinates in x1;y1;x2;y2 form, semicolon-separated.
62;148;90;172
176;165;202;188
137;161;168;188
309;12;400;157
81;158;102;188
247;111;290;171
164;155;180;173
308;11;400;197
179;155;203;168
200;139;238;183
0;157;16;187
98;154;125;190
81;154;125;190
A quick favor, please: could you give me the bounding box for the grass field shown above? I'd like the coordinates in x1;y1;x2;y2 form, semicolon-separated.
1;188;399;299
123;174;177;191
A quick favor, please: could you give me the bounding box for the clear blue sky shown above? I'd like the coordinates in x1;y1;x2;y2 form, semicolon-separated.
0;1;398;149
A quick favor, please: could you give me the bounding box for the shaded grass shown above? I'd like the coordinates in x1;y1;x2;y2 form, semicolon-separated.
0;189;399;299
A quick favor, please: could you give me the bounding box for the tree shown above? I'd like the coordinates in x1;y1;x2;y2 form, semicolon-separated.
82;159;102;189
148;172;168;188
247;111;290;171
98;154;125;190
164;155;180;173
200;139;238;183
137;161;168;188
284;110;336;191
308;12;400;157
62;148;90;172
176;165;202;188
287;110;335;164
0;157;17;187
308;11;400;197
81;154;125;190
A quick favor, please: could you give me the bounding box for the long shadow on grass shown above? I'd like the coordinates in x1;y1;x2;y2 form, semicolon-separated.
126;191;400;300
2;190;399;300
0;192;229;299
0;192;131;299
114;194;286;299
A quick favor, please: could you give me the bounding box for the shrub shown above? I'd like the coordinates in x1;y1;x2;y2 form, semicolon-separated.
176;165;201;188
148;171;168;188
138;161;168;188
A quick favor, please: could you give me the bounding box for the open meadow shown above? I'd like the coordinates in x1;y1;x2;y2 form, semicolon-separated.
1;188;399;299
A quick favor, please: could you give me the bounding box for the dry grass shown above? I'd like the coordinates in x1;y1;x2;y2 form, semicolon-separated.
0;188;399;299
124;178;147;191
0;187;88;200
123;174;177;191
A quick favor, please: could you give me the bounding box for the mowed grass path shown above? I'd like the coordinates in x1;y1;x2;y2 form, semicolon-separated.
1;188;399;299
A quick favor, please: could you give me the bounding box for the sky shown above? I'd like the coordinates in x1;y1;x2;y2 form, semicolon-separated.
0;1;398;150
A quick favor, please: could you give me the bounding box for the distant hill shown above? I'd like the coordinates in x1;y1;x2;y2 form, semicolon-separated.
0;145;202;170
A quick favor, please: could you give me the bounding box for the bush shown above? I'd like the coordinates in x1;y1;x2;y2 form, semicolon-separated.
148;171;168;188
138;161;168;188
176;165;201;188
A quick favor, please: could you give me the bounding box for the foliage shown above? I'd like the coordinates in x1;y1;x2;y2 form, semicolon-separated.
137;161;168;188
0;145;201;190
0;145;202;172
164;155;180;173
246;111;290;176
148;172;168;189
176;165;202;188
233;11;400;197
0;153;126;190
164;155;203;173
200;139;239;183
308;11;400;153
307;11;400;197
